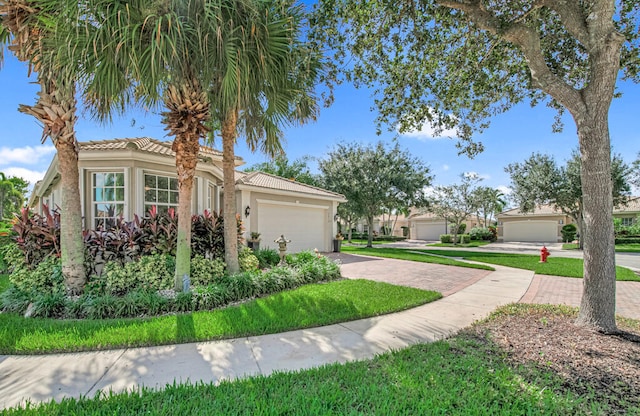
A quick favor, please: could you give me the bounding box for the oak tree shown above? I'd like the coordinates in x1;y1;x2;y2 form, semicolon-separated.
311;0;640;332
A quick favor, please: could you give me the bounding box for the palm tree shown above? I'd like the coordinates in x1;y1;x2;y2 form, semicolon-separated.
207;1;320;273
0;172;23;220
0;0;86;293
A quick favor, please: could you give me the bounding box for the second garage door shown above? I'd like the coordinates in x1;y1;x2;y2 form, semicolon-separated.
415;221;448;241
503;221;558;242
258;203;327;253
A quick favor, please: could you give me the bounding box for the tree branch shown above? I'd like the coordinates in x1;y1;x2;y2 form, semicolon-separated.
436;0;586;116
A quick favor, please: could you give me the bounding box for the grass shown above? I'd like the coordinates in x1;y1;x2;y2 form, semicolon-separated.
343;239;385;245
4;304;633;415
563;243;640;253
614;243;640;253
418;250;639;281
0;279;441;355
340;246;494;271
428;240;492;248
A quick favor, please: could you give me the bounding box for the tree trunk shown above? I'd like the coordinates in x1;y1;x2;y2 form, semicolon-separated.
347;220;353;242
366;215;374;248
222;110;240;274
575;113;617;332
172;133;200;291
56;136;86;295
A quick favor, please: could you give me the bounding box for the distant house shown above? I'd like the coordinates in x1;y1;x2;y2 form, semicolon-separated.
496;198;640;242
408;211;482;241
29;137;346;253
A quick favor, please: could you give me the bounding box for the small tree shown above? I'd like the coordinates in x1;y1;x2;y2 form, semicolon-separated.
429;173;481;245
319;141;432;248
506;151;630;249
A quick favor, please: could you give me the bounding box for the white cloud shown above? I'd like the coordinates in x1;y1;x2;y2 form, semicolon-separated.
497;185;512;195
399;122;458;141
442;164;450;171
0;145;56;166
464;171;491;181
1;167;46;187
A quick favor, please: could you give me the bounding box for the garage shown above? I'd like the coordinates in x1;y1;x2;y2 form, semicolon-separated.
258;202;328;253
503;221;558;242
414;221;448;241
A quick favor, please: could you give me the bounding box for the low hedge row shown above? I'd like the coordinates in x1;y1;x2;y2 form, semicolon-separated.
615;237;640;244
0;251;341;320
439;234;471;244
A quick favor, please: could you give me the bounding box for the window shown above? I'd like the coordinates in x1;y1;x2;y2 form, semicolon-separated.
92;172;125;229
621;217;635;227
144;173;179;214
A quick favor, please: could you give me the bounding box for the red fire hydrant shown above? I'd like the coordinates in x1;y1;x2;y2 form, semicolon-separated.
540;246;550;263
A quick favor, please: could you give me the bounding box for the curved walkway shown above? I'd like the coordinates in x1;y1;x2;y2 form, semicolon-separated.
0;256;533;410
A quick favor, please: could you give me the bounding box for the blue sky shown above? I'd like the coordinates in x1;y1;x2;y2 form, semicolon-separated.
1;47;639;200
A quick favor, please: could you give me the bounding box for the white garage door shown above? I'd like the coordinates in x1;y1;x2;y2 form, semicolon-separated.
503;221;558;242
415;222;447;240
258;203;327;253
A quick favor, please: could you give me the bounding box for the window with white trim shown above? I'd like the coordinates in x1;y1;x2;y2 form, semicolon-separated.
621;217;635;227
92;172;125;229
144;173;179;214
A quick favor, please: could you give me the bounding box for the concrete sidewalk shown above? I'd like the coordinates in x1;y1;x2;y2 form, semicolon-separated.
0;263;533;410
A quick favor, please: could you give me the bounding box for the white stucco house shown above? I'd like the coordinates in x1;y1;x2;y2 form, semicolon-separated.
29;137;346;253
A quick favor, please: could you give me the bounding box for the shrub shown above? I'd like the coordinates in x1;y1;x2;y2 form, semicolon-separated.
238;246;259;272
0;285;31;314
254;248;279;269
174;291;194;312
440;234;453;243
190;256;226;287
9;256;64;294
469;227;493;241
87;294;118;319
261;266;300;293
102;254;175;295
31;291;67;318
439;234;470;244
615;237;640;244
487;225;498;241
0;242;24;274
561;223;578;242
192;284;229;310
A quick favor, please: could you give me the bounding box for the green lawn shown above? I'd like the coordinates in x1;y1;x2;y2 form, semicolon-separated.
0;279;440;354
4;305;635;415
563;243;640;253
418;250;639;281
343;239;385;245
614;243;640;253
341;246;494;271
428;240;492;248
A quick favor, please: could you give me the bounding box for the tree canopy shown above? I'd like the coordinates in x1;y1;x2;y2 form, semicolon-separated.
506;150;631;247
429;173;482;243
244;155;319;187
319;141;432;247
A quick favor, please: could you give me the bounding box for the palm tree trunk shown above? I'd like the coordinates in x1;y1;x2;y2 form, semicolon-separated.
20;76;86;294
172;133;200;290
222;109;240;274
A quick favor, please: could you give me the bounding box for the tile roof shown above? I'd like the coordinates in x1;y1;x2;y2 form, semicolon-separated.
236;171;345;200
78;137;241;161
498;204;563;217
499;197;640;217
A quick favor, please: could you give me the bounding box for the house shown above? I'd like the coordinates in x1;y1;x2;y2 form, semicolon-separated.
408;211;483;241
29;137;346;253
496;198;640;242
350;212;410;237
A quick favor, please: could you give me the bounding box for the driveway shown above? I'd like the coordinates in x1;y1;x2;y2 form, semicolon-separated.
326;252;491;296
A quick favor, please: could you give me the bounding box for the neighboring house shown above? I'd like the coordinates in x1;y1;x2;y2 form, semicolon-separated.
408;211;482;241
351;212;410;237
29;137;346;253
496;198;640;242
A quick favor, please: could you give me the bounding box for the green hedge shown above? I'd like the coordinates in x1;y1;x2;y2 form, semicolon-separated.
615;237;640;244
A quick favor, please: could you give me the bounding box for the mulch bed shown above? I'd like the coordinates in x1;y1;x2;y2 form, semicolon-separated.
470;305;640;413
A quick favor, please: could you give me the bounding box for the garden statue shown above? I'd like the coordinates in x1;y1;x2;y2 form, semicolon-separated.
275;234;291;265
